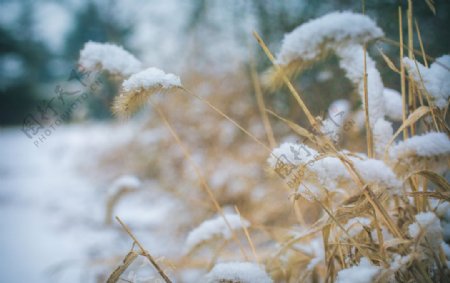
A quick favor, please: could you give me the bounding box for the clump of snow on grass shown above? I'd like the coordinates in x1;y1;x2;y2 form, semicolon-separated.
122;67;182;93
267;142;318;168
343;217;371;238
108;174;141;196
372;119;393;158
204;262;273;283
79;41;142;76
403;55;450;109
390;132;450;160
336;257;381;283
383;88;403;121
184;213;249;252
276;11;383;65
408;211;442;248
336;44;386;127
352;158;401;191
390;253;411;272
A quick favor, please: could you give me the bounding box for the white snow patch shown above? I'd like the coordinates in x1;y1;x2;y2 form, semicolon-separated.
390;132;450;159
403;55;450;109
204;261;272;283
336;257;381;283
184;213;249;252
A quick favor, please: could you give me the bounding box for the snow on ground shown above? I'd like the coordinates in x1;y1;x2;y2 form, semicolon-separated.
0;122;180;283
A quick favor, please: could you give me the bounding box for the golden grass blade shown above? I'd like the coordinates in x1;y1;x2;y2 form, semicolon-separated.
250;60;277;148
377;47;400;74
266;109;315;141
407;191;450;202
414;19;428;68
406;170;450;192
363;44;374;158
235;206;260;264
181;87;272;154
253;31;317;128
106;251;139;283
425;0;436;15
399;7;408;140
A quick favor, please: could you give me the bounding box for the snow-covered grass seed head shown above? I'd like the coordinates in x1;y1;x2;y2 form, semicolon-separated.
112;67;182;117
78;41;142;77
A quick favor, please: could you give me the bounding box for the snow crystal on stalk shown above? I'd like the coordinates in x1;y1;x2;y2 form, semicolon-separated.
390;132;450;159
276;11;384;66
403;55;450;109
79;41;142;76
204;262;273;283
408;211;443;249
184;213;249;252
336;257;381;283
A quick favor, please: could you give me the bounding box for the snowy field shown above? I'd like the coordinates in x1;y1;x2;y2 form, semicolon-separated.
0;123;182;283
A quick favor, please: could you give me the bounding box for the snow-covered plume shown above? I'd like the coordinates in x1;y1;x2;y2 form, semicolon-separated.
112;67;182;117
403;55;450;109
276;11;384;66
204;262;273;283
335;257;381;283
408;212;443;249
78;41;142;76
184;213;249;253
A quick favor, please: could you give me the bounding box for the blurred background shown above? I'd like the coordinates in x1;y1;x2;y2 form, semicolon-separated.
0;0;449;282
